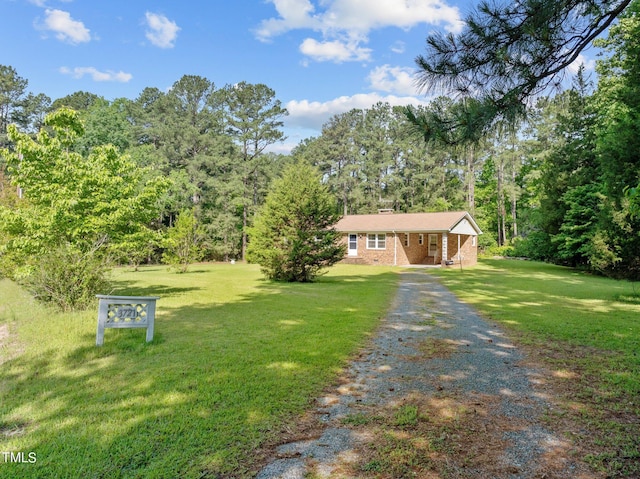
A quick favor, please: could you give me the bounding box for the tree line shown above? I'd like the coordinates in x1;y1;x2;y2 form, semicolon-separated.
1;0;639;290
1;70;289;265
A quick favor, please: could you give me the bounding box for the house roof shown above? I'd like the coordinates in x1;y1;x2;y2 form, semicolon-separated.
334;211;482;235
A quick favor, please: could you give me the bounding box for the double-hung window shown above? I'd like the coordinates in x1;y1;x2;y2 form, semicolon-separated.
367;233;386;249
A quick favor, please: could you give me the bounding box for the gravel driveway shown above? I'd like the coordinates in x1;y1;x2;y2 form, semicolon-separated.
256;271;597;478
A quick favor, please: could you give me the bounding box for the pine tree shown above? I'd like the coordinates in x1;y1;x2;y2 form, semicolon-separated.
247;161;345;282
412;0;633;137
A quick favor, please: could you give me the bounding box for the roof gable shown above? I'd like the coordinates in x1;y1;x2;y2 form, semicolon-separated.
335;211;482;235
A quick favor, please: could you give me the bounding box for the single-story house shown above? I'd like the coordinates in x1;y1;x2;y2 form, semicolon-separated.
334;210;482;267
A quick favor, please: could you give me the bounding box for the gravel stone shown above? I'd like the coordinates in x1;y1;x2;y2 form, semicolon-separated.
256;271;591;478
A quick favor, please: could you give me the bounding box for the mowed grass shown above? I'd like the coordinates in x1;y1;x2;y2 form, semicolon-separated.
432;259;640;476
0;263;397;478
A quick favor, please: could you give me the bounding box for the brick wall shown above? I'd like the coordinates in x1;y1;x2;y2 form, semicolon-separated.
339;232;477;266
444;234;478;267
341;233;438;266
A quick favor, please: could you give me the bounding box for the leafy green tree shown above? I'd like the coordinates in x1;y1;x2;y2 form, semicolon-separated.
247;161;345;282
628;185;640;218
522;72;599;263
162;209;206;273
591;0;640;277
75;97;135;155
552;183;603;264
111;230;163;271
0;107;170;279
51;90;102;112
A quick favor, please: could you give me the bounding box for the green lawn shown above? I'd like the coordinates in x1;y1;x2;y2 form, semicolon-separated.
3;259;639;477
0;263;397;478
432;259;640;476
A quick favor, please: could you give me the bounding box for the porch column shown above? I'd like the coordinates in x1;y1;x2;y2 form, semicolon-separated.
441;233;448;266
393;231;397;266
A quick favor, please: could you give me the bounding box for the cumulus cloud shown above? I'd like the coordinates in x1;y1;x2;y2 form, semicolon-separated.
285;92;429;130
258;0;462;39
256;0;462;62
255;0;320;40
322;0;462;34
145;12;180;48
39;9;91;44
368;65;418;95
60;66;133;83
300;38;372;62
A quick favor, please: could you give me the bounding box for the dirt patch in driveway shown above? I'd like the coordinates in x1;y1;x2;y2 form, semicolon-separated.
254;271;602;479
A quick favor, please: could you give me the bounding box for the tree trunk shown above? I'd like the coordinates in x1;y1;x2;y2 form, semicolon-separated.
242;176;249;261
511;167;518;239
467;146;476;213
343;185;348;216
497;157;506;246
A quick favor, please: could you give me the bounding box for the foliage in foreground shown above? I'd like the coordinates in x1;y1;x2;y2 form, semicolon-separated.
247;161;345;282
24;243;111;312
0;263;397;478
0;108;169;309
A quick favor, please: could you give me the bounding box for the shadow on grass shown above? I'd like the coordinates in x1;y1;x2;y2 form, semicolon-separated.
107;283;202;297
0;269;398;479
432;259;640;477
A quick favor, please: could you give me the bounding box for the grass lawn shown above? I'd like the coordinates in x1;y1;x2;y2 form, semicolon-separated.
432;259;640;477
0;263;397;478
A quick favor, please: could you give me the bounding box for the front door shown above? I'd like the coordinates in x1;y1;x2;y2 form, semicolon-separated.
428;234;438;257
348;234;358;256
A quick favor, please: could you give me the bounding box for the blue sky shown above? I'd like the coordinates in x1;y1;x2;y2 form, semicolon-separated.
2;0;596;152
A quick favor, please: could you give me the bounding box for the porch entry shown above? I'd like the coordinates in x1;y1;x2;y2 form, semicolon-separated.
428;234;439;258
348;233;358;256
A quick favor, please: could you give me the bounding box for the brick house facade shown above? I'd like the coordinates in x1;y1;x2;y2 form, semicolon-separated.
335;211;482;267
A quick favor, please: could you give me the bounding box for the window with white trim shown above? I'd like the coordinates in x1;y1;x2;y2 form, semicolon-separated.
367;233;386;249
418;234;424;245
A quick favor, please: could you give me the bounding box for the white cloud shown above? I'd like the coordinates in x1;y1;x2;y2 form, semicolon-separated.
60;66;133;83
323;0;463;34
285;92;429;130
30;0;73;5
145;12;180;49
300;38;372;62
368;65;418;95
568;53;596;74
255;0;320;40
258;0;462;38
257;0;462;63
40;9;91;44
390;41;406;54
